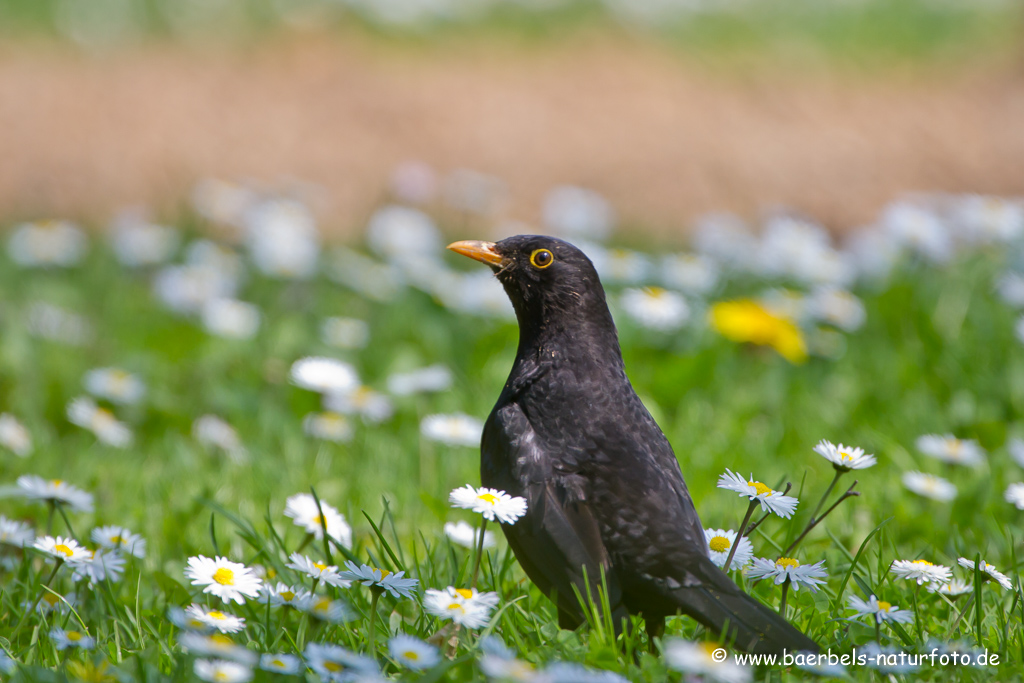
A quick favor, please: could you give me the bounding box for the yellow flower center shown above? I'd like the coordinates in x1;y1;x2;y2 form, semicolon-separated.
313;515;324;526
749;481;772;496
447;603;465;612
324;661;344;673
281;591;295;601
839;451;852;461
776;557;800;568
877;601;892;612
54;544;74;557
912;560;934;567
52;479;64;486
477;493;498;505
213;568;235;585
266;568;276;579
645;287;666;299
271;659;285;668
188;619;206;629
379;569;392;580
208;611;227;620
313;562;327;571
111;535;123;544
68;631;83;641
701;642;720;657
403;651;419;661
213;672;229;682
709;536;731;553
42;593;60;607
455;588;474;600
211;634;233;645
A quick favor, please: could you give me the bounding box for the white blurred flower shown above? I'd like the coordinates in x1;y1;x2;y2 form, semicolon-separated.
193;415;248;463
91;525;146;558
258;582;310;609
758;215;854;286
109;210;179;267
186;240;245;279
443;168;507;216
305;643;378;683
72;549;126;585
591;246;652;285
327;247;403;302
449;485;527;524
194;659;252;683
321;317;370;349
192;178;259;228
324;386;394;423
663;639;751;683
952;195;1024;244
716;470;798;518
902;471;957;501
957;557;1013;590
542;186;614;241
177;632;257;665
83;368;145;405
1006;482;1024;510
848;594;913;624
243;198;320;279
927;579;973;597
290;357;359;395
915;434;984;466
996;273;1024;308
50;627;95;651
0;515;35;548
890;559;951;585
423;586;498;628
7;220;86;267
812;440;876;472
283;493;352;548
704;529;753;570
843;228;901;283
185;604;247;634
185;555;263;604
17;475;94;512
444;521;496;550
33;535;91;563
693;212;757;270
881;199;953;263
660;253;720;295
303;411;354;442
339;561;419;599
860;642;919;673
806;287;866;332
285;553;351;588
619;287;689;331
153;264;239;314
433;269;515;319
366;205;442;265
746;557;828;591
260;654;302;675
420;413;483;447
0;413;32;456
389;634;440;670
387;364;453;396
201;298;261;340
26;302;93;345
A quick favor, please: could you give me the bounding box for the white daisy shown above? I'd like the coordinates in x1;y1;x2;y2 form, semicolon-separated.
423;586;498;629
17;475;94;512
33;590;75;614
1009;438;1024;468
386;365;453;396
285;552;351;588
50;627;95;651
915;434;985;466
283;493;352;548
806;287;866;332
25;301;92;345
91;525;147;558
716;470;799;519
449;485;528;524
302;595;354;623
33;535;91;563
289;357;359;395
542;185;614;241
169;606;215;633
259;654;302;675
1005;483;1024;510
194;659;253;683
902;471;957;502
109;211;179;267
389;635;440;671
420;413;483;447
339;561;419;599
860;642;920;674
927;579;973;597
957;558;1013;590
619;287;690;331
302;412;354;443
83;368;146;405
201;299;261;340
890;559;952;585
0;413;32;456
258;582;310;609
177;633;257;665
543;662;628;682
812;440;876;472
746;557;828;591
598;247;652;285
185;604;247;633
321;317;370;350
0;515;35;547
323;386;394;424
193;415;248;463
184;556;263;604
72;549;126;585
153;264;239;315
7;220;87;268
0;651;15;675
703;529;754;570
660;253;720;296
848;595;914;624
67;396;133;448
444;521;496;550
662;639;751;683
243;198;320;280
305;643;378;683
366;204;442;263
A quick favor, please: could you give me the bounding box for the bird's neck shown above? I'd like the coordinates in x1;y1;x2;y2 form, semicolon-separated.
512;300;625;379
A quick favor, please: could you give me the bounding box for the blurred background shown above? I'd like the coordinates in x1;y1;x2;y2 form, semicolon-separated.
1;0;1022;238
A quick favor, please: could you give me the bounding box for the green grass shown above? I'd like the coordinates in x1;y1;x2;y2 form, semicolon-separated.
2;219;1024;682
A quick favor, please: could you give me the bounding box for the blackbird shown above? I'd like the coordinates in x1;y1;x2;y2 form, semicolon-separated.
447;235;818;655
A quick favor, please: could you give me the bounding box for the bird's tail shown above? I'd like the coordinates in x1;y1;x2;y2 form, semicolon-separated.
671;577;819;655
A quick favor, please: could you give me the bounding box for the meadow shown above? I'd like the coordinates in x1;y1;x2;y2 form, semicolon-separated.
1;185;1023;682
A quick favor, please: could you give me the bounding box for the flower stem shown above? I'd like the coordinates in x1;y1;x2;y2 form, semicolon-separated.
368;588;382;659
723;500;758;573
14;560;63;639
471;518;488;588
809;470;843;524
779;579;791;616
781;480;860;557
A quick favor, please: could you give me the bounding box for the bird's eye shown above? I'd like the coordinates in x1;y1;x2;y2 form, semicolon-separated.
530;249;554;269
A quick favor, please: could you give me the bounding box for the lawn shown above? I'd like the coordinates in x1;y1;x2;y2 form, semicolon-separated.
2;191;1024;682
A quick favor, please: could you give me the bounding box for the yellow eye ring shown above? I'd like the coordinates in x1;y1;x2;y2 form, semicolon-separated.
530;249;554;269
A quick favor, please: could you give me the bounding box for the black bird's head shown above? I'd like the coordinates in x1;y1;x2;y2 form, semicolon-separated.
447;235;618;352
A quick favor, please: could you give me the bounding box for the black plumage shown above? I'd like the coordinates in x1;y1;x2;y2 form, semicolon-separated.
447;235;818;655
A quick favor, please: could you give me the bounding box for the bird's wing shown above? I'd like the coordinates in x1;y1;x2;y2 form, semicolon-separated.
482;401;627;627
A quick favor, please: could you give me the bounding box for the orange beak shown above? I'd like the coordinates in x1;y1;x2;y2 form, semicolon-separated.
446;240;504;267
